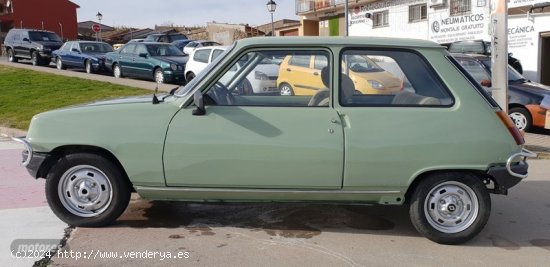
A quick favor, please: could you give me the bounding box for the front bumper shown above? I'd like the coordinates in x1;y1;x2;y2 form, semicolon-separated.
164;70;185;84
11;137;50;178
487;148;537;194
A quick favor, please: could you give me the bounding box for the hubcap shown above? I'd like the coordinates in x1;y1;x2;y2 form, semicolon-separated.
155;70;164;83
86;62;91;73
8;51;13;61
58;165;113;217
424;181;479;234
509;112;527;130
57;58;62;69
114;66;121;78
32;54;37;65
280;85;292;96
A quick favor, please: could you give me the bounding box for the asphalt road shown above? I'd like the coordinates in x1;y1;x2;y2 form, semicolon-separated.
0;58;180;92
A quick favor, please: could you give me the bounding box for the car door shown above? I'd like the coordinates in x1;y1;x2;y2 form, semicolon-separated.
66;42;81;67
57;42;71;66
118;44;137;76
164;49;344;189
133;44;152;78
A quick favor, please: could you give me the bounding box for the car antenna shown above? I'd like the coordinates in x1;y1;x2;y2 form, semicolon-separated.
152;82;160;104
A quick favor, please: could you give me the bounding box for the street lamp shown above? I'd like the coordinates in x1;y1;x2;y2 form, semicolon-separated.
266;0;277;36
59;22;63;41
96;12;103;41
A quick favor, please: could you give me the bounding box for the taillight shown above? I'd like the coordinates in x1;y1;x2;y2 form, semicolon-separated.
496;111;525;145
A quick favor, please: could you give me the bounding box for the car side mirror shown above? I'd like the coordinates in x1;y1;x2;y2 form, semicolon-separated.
139;53;148;58
72;48;80;53
22;38;30;42
481;79;492;87
192;90;206;116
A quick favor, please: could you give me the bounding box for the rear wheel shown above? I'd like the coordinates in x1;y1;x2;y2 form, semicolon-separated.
85;59;94;74
56;57;66;70
7;49;18;63
409;172;491;245
508;107;532;132
279;82;294;96
45;153;131;227
186;72;195;83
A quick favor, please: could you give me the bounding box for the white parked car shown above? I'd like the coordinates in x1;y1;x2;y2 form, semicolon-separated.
185;46;280;95
182;40;221;55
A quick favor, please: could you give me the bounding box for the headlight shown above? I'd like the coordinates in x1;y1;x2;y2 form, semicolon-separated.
368;80;384;89
255;71;269;80
170;64;178;71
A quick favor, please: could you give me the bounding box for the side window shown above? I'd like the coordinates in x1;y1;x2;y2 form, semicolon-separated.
193;49;211;63
211;49;224;61
135;44;147;55
339;50;453;107
205;50;330;107
70;43;80;52
159;36;170;43
61;42;71;51
314;56;328;70
120;44;136;54
289;55;311;68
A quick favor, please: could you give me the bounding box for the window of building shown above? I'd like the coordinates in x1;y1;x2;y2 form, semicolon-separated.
409;4;427;23
450;0;471;16
373;10;389;28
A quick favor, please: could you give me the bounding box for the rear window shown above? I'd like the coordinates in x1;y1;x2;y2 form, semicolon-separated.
193;49;211;63
447;56;500;108
448;42;486;54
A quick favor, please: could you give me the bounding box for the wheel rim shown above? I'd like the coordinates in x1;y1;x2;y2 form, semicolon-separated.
86;61;91;73
56;58;62;70
155;70;164;84
424;181;479;234
114;66;121;78
8;51;13;61
32;53;37;65
280;84;292;96
509;112;527;130
58;165;113;217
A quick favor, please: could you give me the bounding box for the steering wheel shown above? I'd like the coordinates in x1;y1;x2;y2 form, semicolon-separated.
208;82;235;105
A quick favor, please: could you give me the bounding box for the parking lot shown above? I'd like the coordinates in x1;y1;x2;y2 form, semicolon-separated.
1;136;549;267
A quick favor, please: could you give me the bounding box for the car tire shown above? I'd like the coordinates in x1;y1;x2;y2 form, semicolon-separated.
186;72;195;83
85;59;94;74
508;107;532;132
154;68;165;84
45;153;131;227
56;57;66;70
7;49;18;63
113;64;123;78
408;172;491;245
279;82;294;96
31;51;39;66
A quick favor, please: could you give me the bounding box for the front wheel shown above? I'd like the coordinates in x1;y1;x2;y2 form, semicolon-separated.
45;153;131;227
113;64;123;78
508;107;532;132
7;49;18;63
279;82;294;96
154;68;165;84
85;59;94;74
408;173;491;245
56;57;66;70
31;51;39;66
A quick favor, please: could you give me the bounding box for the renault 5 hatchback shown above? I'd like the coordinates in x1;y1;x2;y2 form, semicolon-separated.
14;37;535;245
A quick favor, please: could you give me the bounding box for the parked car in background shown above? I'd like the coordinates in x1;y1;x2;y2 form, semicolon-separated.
182;40;221;55
16;37;534;245
171;39;193;51
277;53;403;96
52;41;114;74
113;39;144;50
105;42;187;84
185;46;279;94
448;40;523;74
144;33;187;43
452;53;550;131
3;28;63;66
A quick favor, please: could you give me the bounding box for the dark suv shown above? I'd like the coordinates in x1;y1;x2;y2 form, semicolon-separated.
4;29;63;66
144;33;187;43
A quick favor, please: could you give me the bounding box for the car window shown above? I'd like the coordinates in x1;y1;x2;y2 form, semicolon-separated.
314;56;328;70
340;50;453;107
135;44;147;55
455;58;491;83
60;42;71;51
120;44;136;54
147;44;184;56
70;43;80;51
205;50;330;107
80;43;113;53
212;49;224;61
194;49;211;63
159;36;170;43
170;35;187;41
448;42;486;54
28;31;61;42
480;59;525;82
289;55;311;68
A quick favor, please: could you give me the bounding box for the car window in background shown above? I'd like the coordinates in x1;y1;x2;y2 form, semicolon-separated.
202;42;220;47
147;44;184;56
135;44;147;55
289;55;311;68
455;58;491;83
480;60;525;82
60;42;71;51
212;49;224;60
170;35;187;42
448;42;485;54
347;55;385;73
29;31;61;42
193;49;211;63
79;43;113;53
314;56;328;70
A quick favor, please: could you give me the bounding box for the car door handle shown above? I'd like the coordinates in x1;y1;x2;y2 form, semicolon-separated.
313;72;319;76
286;68;291;72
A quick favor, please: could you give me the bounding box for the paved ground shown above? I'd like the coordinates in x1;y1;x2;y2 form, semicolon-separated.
0;58;180;92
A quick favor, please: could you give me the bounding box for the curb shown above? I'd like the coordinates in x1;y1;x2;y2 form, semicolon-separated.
0;126;27;139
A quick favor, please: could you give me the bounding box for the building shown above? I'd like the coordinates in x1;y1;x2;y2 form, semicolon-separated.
295;0;550;85
256;19;302;36
0;0;79;41
206;22;264;45
78;21;114;39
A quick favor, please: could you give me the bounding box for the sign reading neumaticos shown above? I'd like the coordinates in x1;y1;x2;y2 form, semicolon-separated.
429;11;490;43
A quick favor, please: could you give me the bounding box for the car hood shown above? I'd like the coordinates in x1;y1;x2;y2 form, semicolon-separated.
510;81;550;96
59;94;172;110
153;56;188;65
36;41;63;49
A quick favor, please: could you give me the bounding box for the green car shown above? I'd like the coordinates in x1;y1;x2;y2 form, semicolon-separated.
14;37;536;245
105;42;187;84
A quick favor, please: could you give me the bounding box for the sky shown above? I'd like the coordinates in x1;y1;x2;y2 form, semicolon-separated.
72;0;299;28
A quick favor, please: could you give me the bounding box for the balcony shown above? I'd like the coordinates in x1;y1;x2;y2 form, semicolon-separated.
296;0;348;14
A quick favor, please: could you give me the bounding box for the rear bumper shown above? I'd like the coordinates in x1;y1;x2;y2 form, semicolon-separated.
487;148;537;194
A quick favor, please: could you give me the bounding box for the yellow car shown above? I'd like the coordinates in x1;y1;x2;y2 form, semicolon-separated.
277;54;403;95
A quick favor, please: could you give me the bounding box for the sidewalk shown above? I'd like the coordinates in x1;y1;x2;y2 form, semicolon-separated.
0;59;179;92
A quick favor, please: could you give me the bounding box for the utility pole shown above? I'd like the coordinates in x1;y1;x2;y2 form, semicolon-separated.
345;0;349;36
490;0;508;112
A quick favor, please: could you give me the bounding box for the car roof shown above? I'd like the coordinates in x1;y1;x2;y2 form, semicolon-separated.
233;36;443;49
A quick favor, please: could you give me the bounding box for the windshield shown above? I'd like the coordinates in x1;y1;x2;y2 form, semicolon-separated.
481;59;525;82
29;31;61;42
455;58;491;83
146;44;184;57
346;55;384;73
80;43;113;53
175;43;235;97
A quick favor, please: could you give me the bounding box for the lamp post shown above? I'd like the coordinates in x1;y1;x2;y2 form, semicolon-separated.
96;12;103;41
266;0;277;36
59;22;63;41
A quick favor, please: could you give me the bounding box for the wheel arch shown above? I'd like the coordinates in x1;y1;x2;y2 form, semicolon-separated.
37;145;133;191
